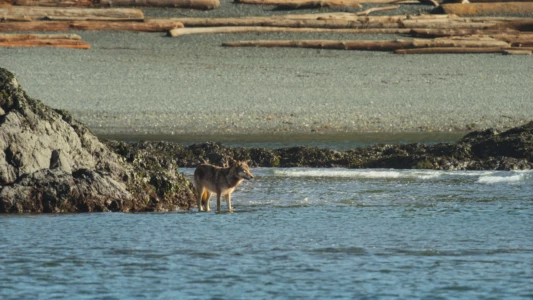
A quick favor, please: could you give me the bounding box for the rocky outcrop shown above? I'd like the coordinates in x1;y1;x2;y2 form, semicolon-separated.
107;122;533;171
0;68;195;213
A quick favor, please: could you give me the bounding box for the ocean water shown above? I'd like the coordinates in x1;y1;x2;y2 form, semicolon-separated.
1;168;532;299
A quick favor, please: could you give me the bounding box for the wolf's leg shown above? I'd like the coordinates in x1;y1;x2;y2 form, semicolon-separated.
217;194;222;212
204;192;212;212
226;194;233;212
196;187;204;212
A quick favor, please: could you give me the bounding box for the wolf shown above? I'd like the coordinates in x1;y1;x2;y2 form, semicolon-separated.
193;161;254;212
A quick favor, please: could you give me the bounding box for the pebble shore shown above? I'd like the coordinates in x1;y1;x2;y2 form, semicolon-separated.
0;2;531;137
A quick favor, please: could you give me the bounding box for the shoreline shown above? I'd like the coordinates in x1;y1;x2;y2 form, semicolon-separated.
1;3;532;137
98;131;467;148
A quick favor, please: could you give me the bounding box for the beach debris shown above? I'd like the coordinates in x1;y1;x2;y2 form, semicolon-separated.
234;0;363;9
0;6;145;21
0;33;90;49
5;0;219;10
169;26;410;37
440;2;533;16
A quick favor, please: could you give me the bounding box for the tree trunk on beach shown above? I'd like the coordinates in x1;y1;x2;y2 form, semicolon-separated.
169;17;403;28
0;38;90;49
222;38;510;50
394;47;505;54
440;3;533;16
409;28;520;38
0;33;81;40
168;25;410;36
11;0;95;6
99;0;220;9
233;0;362;8
10;0;219;9
0;19;183;32
0;6;144;21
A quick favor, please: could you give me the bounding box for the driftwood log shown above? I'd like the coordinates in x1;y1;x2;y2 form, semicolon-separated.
410;28;520;38
440;3;533;16
234;0;362;8
0;33;81;41
169;17;403;28
222;38;510;51
9;0;219;9
99;0;220;9
394;47;505;54
0;39;90;49
10;0;95;6
169;26;410;37
0;19;183;32
0;6;144;21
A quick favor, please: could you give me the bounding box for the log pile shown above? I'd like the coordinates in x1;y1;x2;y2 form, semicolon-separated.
0;7;184;49
166;11;533;55
0;0;531;54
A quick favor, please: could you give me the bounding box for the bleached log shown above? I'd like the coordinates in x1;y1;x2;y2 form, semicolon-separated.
170;17;402;28
410;28;519;38
0;39;90;49
0;33;81;41
11;0;219;9
100;0;220;9
503;49;532;55
0;15;33;21
394;47;504;54
12;0;94;6
168;26;410;36
440;3;533;16
223;39;415;50
234;0;362;8
0;19;183;32
356;5;398;16
222;38;510;50
0;6;144;21
401;19;498;29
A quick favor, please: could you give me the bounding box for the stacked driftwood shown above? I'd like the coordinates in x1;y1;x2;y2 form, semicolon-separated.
166;12;533;54
161;0;533;55
0;0;532;54
0;6;185;48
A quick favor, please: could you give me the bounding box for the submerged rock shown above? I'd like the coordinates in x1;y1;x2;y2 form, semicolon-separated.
0;68;195;213
107;122;533;171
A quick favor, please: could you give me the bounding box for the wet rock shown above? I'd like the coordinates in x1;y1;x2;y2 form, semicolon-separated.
0;68;194;213
109;122;533;171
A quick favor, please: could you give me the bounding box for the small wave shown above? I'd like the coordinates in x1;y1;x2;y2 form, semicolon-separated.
272;168;442;180
477;172;527;184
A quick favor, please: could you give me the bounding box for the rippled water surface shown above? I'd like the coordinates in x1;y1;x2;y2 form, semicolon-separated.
1;168;532;299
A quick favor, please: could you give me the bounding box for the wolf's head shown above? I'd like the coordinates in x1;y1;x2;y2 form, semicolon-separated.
232;161;254;180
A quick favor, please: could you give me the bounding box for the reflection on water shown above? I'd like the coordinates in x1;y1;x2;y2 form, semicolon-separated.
1;168;532;299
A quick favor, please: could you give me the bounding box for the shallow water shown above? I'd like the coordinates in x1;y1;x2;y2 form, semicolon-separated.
1;168;532;299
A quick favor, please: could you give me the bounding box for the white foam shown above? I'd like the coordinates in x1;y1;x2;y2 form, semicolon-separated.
477;173;527;184
272;168;442;180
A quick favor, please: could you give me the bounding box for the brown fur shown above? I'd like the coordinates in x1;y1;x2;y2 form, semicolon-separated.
193;161;253;212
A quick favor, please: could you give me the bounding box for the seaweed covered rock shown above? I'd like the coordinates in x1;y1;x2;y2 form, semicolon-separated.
0;68;194;213
109;122;533;171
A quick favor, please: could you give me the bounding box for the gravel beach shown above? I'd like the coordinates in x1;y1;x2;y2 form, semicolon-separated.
1;2;532;138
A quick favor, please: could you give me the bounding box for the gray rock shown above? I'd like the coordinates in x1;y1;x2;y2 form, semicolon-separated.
0;68;195;213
